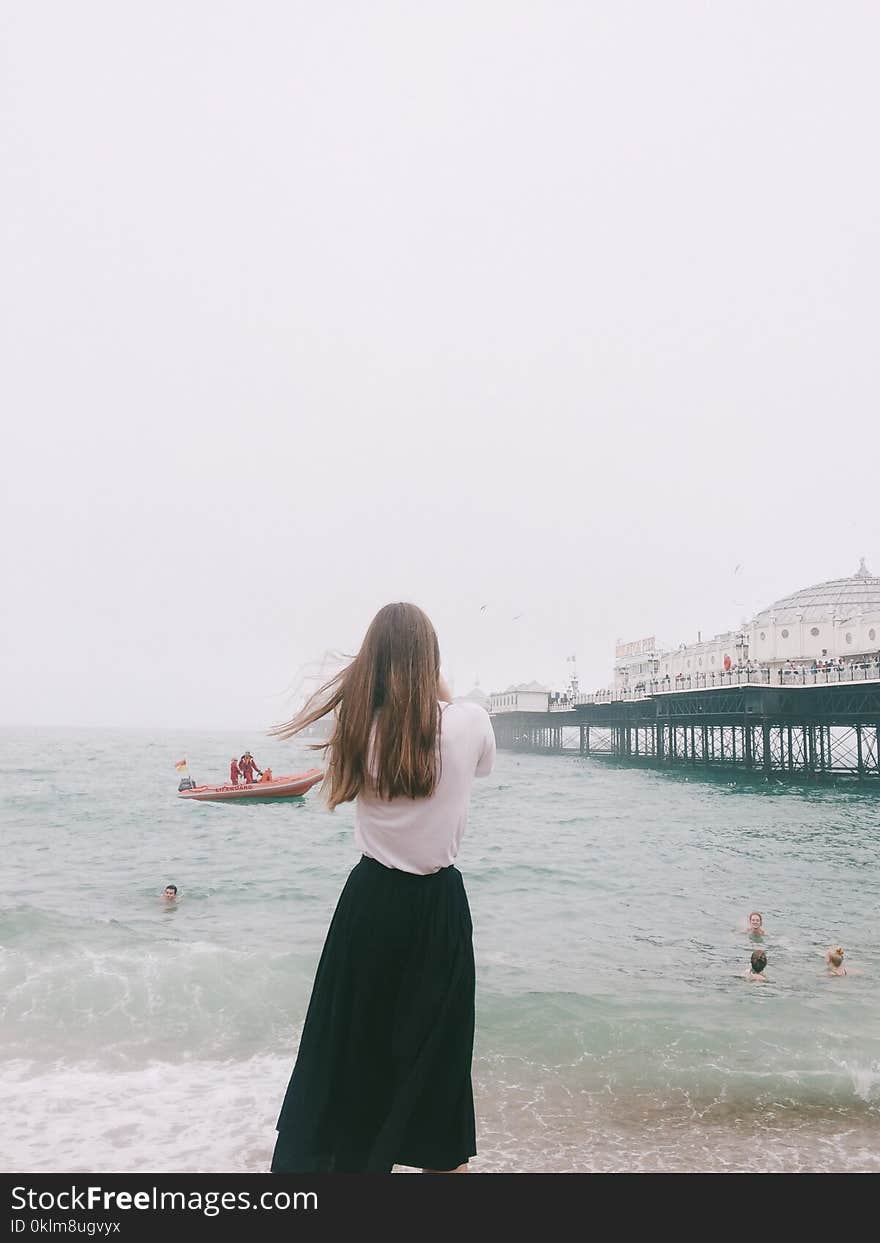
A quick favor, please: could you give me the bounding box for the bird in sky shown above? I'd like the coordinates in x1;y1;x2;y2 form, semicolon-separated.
479;604;488;611
734;563;742;574
512;614;523;620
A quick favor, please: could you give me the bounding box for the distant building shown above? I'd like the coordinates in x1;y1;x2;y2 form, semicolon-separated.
747;560;880;666
652;629;747;686
489;564;880;708
646;560;880;687
614;636;665;691
489;681;550;713
456;684;490;710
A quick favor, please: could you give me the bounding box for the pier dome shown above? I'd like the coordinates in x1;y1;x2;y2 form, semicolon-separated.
754;560;880;625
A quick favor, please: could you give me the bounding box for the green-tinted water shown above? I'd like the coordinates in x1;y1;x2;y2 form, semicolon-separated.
1;729;878;1171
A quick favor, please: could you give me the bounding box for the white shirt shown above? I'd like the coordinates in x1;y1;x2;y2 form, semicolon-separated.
354;701;496;875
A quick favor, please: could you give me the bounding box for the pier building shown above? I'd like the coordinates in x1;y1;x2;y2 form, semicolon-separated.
489;681;551;714
488;563;880;780
635;561;880;691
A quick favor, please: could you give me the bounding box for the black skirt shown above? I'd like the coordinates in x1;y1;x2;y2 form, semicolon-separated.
271;854;476;1173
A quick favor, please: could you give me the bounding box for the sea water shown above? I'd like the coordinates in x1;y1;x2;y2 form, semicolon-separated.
1;728;878;1172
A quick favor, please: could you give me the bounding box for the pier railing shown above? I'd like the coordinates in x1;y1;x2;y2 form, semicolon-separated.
545;661;880;709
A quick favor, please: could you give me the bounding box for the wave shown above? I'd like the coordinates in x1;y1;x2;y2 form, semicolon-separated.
2;1047;878;1174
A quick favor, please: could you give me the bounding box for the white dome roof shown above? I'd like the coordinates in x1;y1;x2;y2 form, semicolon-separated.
754;560;880;625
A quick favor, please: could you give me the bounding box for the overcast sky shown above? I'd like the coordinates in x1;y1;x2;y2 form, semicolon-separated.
2;1;878;730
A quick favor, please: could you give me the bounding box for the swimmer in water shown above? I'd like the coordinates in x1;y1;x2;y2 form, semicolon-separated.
824;946;848;977
746;948;768;982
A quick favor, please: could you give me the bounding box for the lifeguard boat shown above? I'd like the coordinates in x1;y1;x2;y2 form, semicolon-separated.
178;769;323;803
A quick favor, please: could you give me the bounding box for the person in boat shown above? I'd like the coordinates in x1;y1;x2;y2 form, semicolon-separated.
230;757;241;786
239;751;263;784
178;775;197;791
269;601;496;1175
260;767;274;783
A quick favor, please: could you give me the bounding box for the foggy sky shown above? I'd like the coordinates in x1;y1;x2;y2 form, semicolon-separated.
2;2;878;730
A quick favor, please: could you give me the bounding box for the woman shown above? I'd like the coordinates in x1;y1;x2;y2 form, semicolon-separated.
270;602;496;1174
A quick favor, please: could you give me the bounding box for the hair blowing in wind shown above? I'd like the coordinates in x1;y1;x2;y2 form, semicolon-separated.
272;602;442;809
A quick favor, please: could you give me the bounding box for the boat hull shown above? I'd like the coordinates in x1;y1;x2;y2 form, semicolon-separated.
178;769;323;803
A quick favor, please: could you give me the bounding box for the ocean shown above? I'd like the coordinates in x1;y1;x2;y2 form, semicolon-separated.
2;728;878;1173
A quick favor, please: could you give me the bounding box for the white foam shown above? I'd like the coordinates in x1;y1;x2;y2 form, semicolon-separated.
2;1055;292;1173
4;1052;880;1173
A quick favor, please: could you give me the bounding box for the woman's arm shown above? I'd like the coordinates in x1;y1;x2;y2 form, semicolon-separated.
438;674;454;703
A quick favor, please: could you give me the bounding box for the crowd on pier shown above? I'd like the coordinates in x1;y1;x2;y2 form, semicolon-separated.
548;653;880;708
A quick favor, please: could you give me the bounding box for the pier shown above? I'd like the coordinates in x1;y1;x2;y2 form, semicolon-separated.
490;671;880;780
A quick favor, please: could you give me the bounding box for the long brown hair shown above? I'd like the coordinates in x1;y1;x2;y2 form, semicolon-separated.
272;602;442;809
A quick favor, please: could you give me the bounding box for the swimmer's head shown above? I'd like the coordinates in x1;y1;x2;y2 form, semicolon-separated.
748;911;763;930
750;949;767;974
827;947;844;968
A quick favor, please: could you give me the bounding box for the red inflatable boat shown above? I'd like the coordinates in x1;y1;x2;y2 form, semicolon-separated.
178;768;323;803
